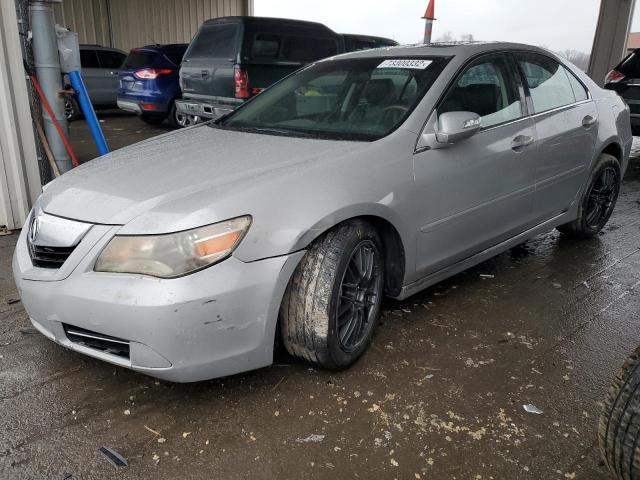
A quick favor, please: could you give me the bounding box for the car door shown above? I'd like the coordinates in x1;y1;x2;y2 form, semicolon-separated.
79;49;106;104
514;52;598;221
96;50;126;105
413;52;538;276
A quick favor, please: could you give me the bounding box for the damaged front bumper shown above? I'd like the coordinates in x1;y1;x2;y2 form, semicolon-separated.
12;222;303;382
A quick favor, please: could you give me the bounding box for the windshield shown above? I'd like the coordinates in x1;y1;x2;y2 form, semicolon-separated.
219;56;450;141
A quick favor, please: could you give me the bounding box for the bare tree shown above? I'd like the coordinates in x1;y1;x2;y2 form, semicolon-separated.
556;49;591;72
434;32;475;43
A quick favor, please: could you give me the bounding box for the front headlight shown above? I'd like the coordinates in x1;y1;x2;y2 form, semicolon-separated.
95;216;251;278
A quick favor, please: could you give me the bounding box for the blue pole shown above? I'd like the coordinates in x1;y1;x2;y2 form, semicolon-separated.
67;70;110;156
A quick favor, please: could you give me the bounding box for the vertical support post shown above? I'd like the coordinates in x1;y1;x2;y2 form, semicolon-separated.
30;0;72;173
588;0;637;86
0;0;41;229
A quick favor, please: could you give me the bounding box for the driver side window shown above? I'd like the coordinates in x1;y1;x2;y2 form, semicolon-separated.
440;54;524;129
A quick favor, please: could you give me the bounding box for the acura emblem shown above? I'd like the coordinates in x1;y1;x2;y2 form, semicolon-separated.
28;214;40;243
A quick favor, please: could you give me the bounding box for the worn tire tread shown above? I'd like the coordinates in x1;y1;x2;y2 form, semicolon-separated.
280;220;380;369
599;346;640;480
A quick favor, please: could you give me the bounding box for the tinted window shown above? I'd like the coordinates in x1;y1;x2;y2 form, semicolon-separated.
162;45;188;65
517;53;576;113
97;50;125;69
186;23;238;60
617;51;640;77
221;56;449;140
440;54;523;128
80;49;99;69
567;71;589;102
123;50;157;68
281;36;338;63
251;33;281;59
351;40;377;51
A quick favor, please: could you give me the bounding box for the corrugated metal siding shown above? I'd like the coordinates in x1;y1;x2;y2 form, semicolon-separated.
53;0;111;47
53;0;247;52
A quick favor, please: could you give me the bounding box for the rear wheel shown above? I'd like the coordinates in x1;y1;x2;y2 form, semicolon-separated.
140;114;166;126
168;101;200;128
599;346;640;479
280;220;384;370
557;153;621;238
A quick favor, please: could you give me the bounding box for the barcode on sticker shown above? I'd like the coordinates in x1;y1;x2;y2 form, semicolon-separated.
377;59;432;69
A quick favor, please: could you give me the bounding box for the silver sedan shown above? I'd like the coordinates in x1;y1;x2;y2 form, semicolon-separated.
13;42;632;382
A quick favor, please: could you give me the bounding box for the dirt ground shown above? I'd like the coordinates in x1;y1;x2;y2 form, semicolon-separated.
1;114;639;479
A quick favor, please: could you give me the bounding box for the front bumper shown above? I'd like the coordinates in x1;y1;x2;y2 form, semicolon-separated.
175;99;238;120
12;223;304;382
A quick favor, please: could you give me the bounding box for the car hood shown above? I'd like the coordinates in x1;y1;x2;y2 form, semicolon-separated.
40;125;368;227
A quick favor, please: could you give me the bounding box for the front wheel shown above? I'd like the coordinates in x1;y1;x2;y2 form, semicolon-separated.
557;153;621;239
280;220;384;370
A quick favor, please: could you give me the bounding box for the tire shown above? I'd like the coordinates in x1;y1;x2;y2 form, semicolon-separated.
140;114;166;126
557;153;621;239
280;220;385;370
64;96;81;122
599;346;640;480
167;101;200;129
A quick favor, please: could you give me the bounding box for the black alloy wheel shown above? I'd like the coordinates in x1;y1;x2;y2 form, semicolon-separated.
336;240;383;352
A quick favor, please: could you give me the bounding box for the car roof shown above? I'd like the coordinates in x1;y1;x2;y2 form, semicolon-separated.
138;43;189;51
325;41;553;61
80;44;126;54
203;15;336;33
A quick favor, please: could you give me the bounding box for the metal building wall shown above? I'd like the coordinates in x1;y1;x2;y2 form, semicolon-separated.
53;0;112;47
0;0;42;230
53;0;249;52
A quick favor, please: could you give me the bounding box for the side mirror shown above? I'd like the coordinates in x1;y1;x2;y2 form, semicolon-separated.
435;111;481;144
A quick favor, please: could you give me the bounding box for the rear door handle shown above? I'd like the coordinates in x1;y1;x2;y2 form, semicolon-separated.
582;115;597;128
511;135;534;151
201;70;210;78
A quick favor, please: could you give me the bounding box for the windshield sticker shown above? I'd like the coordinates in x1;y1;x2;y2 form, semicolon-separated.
377;59;433;70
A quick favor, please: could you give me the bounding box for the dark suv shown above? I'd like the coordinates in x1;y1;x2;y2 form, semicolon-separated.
605;49;640;135
177;16;344;121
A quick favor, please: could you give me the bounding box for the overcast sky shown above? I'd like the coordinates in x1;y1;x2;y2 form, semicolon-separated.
255;0;640;54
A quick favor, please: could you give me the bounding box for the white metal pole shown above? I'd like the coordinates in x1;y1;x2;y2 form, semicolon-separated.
30;0;72;173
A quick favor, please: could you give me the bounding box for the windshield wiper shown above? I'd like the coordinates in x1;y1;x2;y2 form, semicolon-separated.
220;125;315;138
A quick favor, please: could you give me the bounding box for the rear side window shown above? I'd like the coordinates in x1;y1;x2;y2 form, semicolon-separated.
516;53;576;114
251;33;281;59
567;72;589;102
247;30;338;63
281;36;338;62
124;50;157;68
80;50;99;69
97;50;125;69
440;53;523;129
186;23;238;60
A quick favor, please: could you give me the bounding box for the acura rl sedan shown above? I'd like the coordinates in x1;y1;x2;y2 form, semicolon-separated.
13;42;632;382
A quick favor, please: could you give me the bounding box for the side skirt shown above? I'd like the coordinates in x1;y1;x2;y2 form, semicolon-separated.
394;211;572;301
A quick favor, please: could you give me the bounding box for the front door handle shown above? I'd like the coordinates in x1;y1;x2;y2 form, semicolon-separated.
201;70;210;78
511;135;534;151
582;115;597;128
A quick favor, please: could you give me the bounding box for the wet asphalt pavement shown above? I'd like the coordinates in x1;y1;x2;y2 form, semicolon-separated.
1;115;640;479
